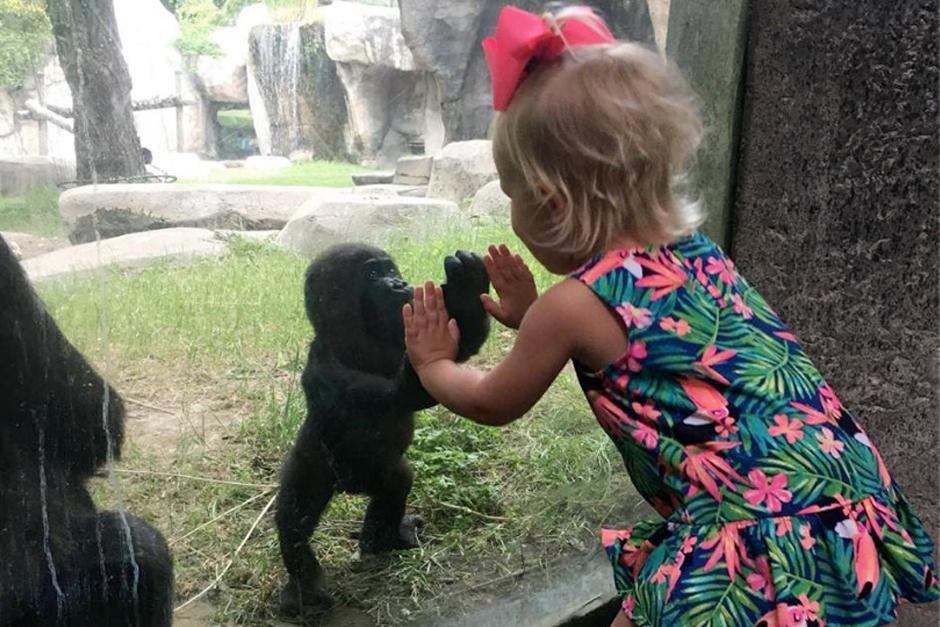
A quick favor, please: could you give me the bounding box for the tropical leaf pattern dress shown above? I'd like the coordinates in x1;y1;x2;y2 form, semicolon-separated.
570;232;939;626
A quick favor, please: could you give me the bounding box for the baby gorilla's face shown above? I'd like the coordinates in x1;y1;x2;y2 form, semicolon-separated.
359;255;412;346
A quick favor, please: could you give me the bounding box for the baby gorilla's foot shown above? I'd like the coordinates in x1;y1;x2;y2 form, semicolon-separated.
358;513;425;554
398;513;424;548
278;577;334;619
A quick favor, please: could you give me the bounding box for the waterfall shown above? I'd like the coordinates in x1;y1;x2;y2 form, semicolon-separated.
248;23;304;156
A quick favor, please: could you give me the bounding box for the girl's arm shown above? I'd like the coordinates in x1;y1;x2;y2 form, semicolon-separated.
404;280;586;426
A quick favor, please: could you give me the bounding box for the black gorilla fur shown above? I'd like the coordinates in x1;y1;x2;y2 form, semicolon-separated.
276;243;490;615
0;236;173;626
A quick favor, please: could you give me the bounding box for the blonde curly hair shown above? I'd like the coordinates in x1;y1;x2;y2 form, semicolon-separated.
491;9;705;259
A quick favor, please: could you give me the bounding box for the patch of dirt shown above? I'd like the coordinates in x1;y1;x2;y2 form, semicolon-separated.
1;231;70;259
113;369;250;458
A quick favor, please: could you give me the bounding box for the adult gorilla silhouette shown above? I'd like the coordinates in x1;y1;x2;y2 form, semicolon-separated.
277;243;490;616
0;236;173;626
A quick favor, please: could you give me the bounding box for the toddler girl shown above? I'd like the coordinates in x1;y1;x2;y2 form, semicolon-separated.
403;6;939;626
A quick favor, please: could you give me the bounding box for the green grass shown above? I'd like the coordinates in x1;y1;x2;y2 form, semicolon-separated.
179;160;368;187
41;223;640;625
0;187;63;237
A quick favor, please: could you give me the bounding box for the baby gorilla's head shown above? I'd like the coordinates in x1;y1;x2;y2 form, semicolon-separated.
359;254;412;346
304;244;414;371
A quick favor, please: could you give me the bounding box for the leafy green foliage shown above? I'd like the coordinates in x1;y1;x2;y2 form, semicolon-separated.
175;0;224;57
0;0;51;88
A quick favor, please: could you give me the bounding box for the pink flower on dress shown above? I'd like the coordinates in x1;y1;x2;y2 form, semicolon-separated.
705;256;735;284
746;555;775;601
617;303;653;329
775;517;793;537
631;422;659;449
715;415;739;438
799;524;816;550
626;341;647;372
797;594;821;621
817;427;845;458
693;257;709;286
622;593;636;618
660;316;691;336
769;414;804;444
731;294;754;319
680;535;698;554
631;401;661;422
651;563;678;584
743;470;792;513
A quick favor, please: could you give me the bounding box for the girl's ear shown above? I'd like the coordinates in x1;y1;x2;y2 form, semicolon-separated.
537;185;567;226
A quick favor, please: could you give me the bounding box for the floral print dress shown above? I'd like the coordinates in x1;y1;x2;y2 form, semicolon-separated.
570;232;939;627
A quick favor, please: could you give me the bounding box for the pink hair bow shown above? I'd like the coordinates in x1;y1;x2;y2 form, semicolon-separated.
482;5;615;111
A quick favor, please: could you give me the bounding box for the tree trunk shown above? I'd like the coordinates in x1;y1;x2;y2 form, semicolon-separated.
45;0;144;181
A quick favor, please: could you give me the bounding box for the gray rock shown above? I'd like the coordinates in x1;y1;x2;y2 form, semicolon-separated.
192;4;270;104
468;179;510;219
22;227;226;282
59;184;346;243
321;1;417;70
354;184;428;197
0;157;75;196
276;193;465;257
322;1;442;166
397;0;656;142
666;0;746;248
395;154;433;179
427;140;498;206
392;173;430;186
0;231;71;260
352;171;395;186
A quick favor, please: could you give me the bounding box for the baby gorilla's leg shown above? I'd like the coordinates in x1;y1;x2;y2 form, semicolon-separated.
358;457;423;554
276;450;336;615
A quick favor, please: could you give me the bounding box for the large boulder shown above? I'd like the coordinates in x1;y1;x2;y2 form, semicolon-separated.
468;179;510;219
21;228;227;282
397;0;656;142
0;157;75;196
58;184;344;243
247;22;349;159
427;140;498;206
276;193;465;257
192;4;270;104
322;1;441;166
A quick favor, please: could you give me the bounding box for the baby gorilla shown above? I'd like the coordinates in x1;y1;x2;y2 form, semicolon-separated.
276;243;490;616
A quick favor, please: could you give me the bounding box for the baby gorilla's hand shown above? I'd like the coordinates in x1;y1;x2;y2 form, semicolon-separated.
443;250;490;297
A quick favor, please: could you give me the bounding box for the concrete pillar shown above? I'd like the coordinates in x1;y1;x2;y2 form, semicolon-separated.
732;3;939;624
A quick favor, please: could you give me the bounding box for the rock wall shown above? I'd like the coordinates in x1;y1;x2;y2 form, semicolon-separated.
732;4;938;624
397;0;656;143
322;1;440;165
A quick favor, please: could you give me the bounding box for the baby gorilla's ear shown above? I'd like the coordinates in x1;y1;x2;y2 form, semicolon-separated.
443;251;490;296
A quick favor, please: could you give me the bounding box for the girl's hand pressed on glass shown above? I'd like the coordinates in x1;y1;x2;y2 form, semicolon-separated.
403;281;459;371
481;244;538;329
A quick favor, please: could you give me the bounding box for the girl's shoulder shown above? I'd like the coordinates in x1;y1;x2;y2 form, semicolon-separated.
571;231;719;287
